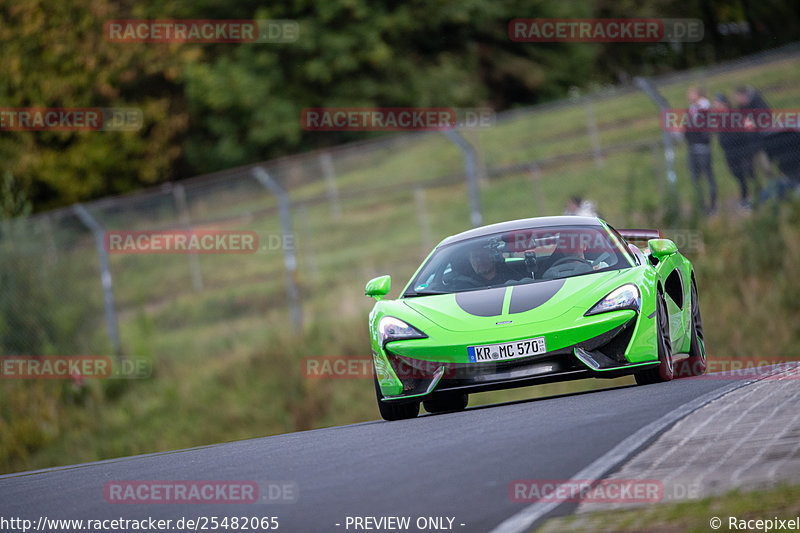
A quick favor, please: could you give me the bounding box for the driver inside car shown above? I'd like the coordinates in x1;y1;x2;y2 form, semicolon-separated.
467;246;520;286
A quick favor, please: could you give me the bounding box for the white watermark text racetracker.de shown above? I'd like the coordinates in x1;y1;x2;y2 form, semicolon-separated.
0;108;142;131
0;515;279;532
508;18;703;43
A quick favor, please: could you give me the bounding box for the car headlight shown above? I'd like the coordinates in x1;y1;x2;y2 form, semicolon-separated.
585;284;641;316
378;316;427;346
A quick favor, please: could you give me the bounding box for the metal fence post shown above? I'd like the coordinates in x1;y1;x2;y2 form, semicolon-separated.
651;141;666;221
444;129;483;227
72;204;122;357
171;183;204;291
414;187;433;255
252;167;302;332
635;76;681;223
635;76;677;184
40;214;58;266
585;98;604;168
319;152;342;219
297;204;320;282
527;162;547;216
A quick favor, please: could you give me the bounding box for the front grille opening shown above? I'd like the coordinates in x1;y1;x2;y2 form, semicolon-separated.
594;321;636;363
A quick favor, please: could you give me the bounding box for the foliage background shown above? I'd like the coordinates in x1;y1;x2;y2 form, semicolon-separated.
1;0;799;210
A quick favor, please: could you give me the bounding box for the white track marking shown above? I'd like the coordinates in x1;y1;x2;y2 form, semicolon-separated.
489;379;751;533
731;386;800;483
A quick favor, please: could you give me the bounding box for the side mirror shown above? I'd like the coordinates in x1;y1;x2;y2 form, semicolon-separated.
648;238;677;261
365;275;391;301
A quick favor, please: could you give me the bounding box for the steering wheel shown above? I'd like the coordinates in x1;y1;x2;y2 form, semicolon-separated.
550;256;593;268
594;252;612;265
443;272;483;289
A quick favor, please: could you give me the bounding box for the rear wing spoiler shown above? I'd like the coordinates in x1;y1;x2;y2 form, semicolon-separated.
617;229;663;242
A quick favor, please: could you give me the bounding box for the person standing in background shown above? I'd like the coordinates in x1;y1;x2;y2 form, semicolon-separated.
733;85;770;111
684;87;717;215
733;86;773;181
563;195;599;217
713;93;759;209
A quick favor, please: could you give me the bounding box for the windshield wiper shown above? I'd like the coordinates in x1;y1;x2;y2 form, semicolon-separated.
403;289;451;297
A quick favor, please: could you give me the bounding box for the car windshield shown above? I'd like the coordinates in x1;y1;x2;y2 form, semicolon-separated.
404;224;631;296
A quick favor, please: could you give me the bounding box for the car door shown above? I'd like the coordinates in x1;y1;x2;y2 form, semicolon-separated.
655;253;688;351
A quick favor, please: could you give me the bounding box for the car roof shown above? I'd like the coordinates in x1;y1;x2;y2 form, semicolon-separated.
438;216;605;246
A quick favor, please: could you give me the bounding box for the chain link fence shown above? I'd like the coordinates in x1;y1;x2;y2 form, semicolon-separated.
1;44;799;358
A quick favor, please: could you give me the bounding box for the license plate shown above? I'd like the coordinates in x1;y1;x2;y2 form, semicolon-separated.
467;336;547;363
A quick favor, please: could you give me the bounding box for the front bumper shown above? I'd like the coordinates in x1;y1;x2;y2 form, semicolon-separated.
377;314;657;403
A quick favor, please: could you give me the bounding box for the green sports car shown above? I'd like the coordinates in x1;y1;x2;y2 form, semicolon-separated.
365;216;706;421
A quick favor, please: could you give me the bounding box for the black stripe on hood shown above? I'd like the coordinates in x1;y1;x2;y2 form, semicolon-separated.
455;287;506;317
508;279;565;314
454;279;566;317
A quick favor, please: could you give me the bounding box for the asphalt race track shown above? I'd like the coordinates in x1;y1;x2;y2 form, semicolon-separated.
0;378;751;533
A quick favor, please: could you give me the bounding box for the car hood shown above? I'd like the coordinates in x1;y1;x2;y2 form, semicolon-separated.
401;269;636;332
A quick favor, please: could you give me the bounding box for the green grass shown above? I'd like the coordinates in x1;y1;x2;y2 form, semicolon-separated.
1;50;800;473
536;483;800;533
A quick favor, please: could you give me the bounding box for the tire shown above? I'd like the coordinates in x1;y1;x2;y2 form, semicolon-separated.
635;292;674;385
373;374;419;421
675;280;707;378
423;393;468;414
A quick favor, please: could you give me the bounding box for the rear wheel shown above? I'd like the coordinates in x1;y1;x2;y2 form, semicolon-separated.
635;292;674;385
423;393;468;414
373;374;419;421
676;280;706;377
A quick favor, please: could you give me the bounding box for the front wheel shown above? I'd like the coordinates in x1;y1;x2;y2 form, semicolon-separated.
635;292;674;385
373;374;419;421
